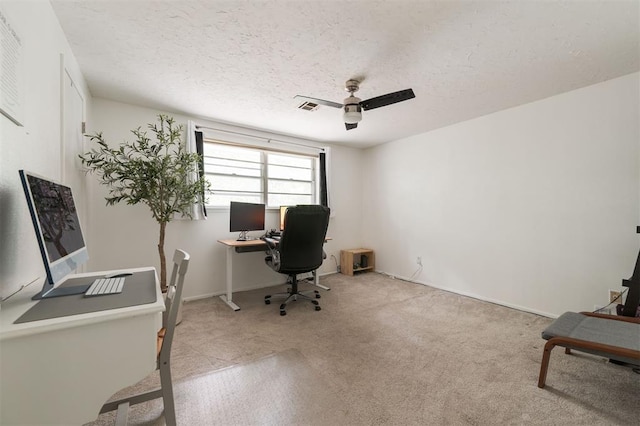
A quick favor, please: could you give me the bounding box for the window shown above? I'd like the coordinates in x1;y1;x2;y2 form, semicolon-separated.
203;140;318;207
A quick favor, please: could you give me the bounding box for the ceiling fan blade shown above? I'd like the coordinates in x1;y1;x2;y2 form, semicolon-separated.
294;95;343;109
360;88;415;111
345;122;358;131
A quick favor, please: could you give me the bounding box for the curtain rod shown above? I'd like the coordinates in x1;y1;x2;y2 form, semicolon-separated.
195;125;325;152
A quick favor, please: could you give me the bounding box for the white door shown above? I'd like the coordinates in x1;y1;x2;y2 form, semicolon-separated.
61;68;88;271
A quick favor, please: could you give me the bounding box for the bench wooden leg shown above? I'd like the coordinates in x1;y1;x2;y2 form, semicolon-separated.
538;340;556;388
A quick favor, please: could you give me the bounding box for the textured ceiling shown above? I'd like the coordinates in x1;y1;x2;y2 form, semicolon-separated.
50;0;639;148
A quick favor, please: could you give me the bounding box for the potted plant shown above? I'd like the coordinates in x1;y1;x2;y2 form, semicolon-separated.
80;114;208;292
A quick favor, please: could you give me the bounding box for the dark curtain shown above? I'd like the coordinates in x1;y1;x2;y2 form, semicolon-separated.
195;131;207;217
319;151;328;207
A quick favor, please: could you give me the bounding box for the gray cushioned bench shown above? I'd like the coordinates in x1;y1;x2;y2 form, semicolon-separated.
538;311;640;388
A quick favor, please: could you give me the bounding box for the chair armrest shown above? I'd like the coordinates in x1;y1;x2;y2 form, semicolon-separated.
261;237;281;270
262;237;279;249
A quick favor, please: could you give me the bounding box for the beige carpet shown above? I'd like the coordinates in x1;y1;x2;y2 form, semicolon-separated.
90;349;345;425
86;272;640;425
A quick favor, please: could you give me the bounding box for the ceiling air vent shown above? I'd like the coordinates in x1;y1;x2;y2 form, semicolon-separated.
297;101;320;112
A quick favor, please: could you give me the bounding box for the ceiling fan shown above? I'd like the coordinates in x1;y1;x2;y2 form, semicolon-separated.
295;79;415;130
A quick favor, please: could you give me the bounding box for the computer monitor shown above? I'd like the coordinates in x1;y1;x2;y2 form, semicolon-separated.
229;201;265;241
19;170;91;299
279;205;291;231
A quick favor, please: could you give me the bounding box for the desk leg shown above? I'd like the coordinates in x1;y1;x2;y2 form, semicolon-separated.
219;246;240;311
311;270;330;291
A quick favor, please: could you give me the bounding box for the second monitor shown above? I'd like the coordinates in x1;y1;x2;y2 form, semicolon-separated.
230;201;265;241
279;205;291;231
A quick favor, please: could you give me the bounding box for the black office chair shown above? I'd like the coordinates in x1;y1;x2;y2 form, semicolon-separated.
263;205;330;316
99;249;190;426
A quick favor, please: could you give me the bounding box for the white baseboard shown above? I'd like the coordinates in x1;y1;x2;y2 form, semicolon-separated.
375;270;558;319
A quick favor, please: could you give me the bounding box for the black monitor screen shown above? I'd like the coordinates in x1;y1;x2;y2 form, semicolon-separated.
26;174;85;262
19;170;89;298
229;201;265;233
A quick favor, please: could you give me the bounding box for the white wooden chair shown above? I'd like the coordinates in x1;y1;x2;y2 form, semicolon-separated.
100;249;190;426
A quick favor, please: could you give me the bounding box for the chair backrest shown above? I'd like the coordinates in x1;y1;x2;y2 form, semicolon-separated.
160;249;190;360
277;205;330;274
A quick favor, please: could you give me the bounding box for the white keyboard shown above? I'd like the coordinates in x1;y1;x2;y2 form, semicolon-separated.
84;277;125;297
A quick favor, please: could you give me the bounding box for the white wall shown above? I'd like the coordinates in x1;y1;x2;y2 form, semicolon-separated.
362;73;640;317
0;0;90;299
85;98;363;300
3;1;636;317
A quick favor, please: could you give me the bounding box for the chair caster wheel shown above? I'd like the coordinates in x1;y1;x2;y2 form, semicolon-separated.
315;306;321;311
280;310;286;316
265;299;271;305
315;293;321;299
311;300;319;306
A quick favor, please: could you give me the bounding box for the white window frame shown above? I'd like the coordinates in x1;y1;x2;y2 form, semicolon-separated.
202;138;320;208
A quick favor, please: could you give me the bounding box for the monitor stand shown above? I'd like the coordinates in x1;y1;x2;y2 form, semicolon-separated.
236;230;249;241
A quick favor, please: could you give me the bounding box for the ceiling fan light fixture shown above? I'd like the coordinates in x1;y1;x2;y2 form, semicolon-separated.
296;81;415;130
343;110;362;124
343;100;362;124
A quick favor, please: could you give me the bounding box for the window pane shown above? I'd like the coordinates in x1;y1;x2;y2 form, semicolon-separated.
269;154;311;168
208;175;262;193
204;144;260;162
206;157;261;170
269;179;312;194
268;164;312;181
269;193;313;207
210;193;262;206
206;164;261;178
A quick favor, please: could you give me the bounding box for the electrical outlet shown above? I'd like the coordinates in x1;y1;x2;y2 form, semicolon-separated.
416;256;422;266
609;290;622;304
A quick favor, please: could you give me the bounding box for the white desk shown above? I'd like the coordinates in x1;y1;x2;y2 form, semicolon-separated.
217;238;331;311
0;267;164;425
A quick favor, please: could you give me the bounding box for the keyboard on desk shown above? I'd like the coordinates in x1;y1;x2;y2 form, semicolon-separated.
84;277;125;297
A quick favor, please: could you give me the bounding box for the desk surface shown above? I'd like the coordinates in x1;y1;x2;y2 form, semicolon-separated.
14;269;157;324
218;238;269;247
0;267;163;340
218;237;332;247
0;267;164;425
